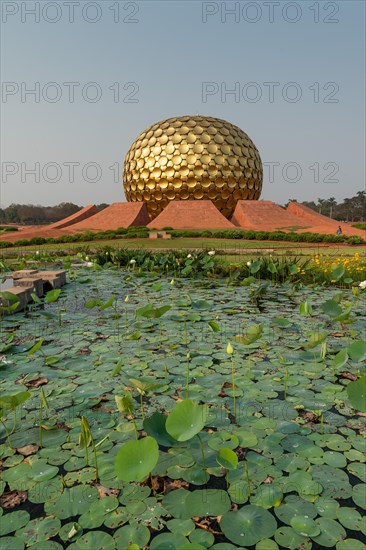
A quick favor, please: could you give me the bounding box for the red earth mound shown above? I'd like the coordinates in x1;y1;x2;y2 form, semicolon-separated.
49;205;98;229
148;200;236;229
70;202;150;231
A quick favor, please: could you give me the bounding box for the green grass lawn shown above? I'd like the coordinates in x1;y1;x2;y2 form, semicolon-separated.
1;237;364;263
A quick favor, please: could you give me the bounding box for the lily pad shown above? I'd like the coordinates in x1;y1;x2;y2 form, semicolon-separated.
220;504;277;546
185;489;231;517
0;511;30;536
115;436;159;482
312;518;347;547
166;400;208;441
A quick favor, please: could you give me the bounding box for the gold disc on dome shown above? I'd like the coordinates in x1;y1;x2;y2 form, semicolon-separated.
201;133;211;144
194;188;204;199
187;154;197;165
180;189;190;199
173;178;183;188
207;143;218;154
193;143;204;154
179;143;190;154
166;189;175;200
159;178;169;189
194;165;204;177
165;167;175;178
172;133;182;144
172;155;182;165
187;133;197;143
201;154;211;165
158;156;168;166
180;165;189;177
159;135;168;145
207;164;218;176
165;144;175;155
152;167;161;179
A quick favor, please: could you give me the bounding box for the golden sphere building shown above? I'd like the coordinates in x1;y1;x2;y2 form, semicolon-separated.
123;115;263;220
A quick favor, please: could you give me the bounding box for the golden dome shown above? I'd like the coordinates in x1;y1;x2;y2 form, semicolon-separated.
123;115;262;219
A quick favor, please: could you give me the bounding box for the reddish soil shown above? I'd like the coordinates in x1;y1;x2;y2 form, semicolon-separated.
49;205;98;229
70;203;150;231
148;200;236;229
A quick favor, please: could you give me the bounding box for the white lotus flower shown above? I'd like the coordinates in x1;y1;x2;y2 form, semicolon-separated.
130;259;136;264
208;250;215;256
85;256;89;261
187;254;192;258
36;251;39;255
359;280;366;289
86;262;93;267
247;261;252;266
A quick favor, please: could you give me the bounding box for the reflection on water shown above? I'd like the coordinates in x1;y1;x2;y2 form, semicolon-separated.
0;278;14;291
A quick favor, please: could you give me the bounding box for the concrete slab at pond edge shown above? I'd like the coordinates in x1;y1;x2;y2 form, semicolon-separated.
0;270;67;313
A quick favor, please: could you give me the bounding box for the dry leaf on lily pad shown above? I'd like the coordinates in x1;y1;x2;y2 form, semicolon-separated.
16;445;39;456
25;377;48;388
0;490;27;509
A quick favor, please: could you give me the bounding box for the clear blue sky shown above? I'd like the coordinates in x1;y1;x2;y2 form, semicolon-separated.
1;0;365;207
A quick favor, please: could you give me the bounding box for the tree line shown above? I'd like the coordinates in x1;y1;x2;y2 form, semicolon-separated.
0;192;364;225
0;203;108;225
298;191;365;222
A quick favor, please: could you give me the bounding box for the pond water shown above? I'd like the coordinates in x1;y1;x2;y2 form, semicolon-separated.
0;268;365;549
0;278;14;291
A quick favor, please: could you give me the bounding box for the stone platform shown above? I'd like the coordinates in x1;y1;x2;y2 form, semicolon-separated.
0;270;67;313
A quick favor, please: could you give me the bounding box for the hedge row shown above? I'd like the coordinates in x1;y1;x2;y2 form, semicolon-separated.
169;229;365;244
0;226;364;249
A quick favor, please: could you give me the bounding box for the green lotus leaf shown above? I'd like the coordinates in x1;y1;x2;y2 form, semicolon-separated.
0;511;30;536
162;489;191;519
28;478;63;504
347;376;366;412
143;412;176;446
166;399;208;441
115;436;159;481
255;539;279;550
347;462;366;482
220;504;277;546
336;507;363;531
166;518;195;536
15;516;61;545
67;530;115;549
274;498;317;525
290;515;320;537
0;537;25;550
189;528;215;547
336;539;366;550
216;448;238;470
114;524;150;548
234;429;258;448
149;533;188;549
274;526;312;550
251;485;283;509
44;485;98;518
353;484;366;509
312;518;346;547
185;489;231;517
348;340;366;362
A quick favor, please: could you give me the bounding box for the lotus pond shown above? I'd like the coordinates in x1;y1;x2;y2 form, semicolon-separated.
0;268;365;550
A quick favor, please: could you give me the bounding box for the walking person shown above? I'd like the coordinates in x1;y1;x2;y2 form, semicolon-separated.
336;226;342;235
